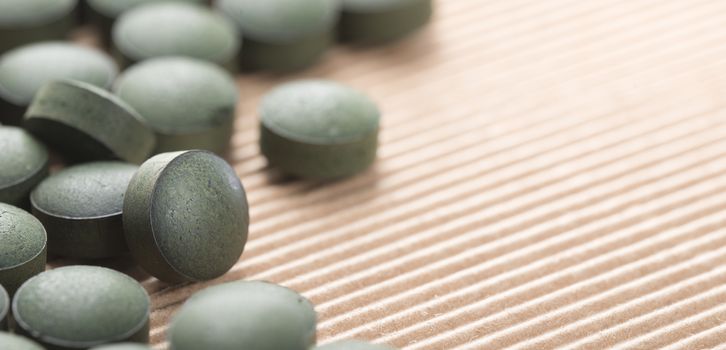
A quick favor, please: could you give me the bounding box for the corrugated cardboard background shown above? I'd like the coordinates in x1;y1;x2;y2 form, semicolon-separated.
59;0;726;348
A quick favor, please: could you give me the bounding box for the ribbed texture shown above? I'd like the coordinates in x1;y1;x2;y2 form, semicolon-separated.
62;1;726;348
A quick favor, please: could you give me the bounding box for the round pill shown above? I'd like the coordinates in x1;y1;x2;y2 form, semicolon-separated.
0;0;78;54
0;42;118;124
24;80;156;164
90;343;153;350
13;266;150;349
339;0;433;44
217;0;338;71
123;150;248;283
31;162;138;259
86;0;205;43
260;80;380;179
0;203;47;296
0;331;44;350
315;341;398;350
0;126;49;209
114;57;238;155
0;284;7;330
170;281;316;350
112;3;240;71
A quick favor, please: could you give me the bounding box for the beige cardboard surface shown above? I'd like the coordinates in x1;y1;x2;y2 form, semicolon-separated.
53;0;726;348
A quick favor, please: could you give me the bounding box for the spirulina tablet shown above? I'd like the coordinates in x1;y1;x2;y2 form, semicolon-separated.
0;285;7;330
0;332;44;350
315;341;398;350
114;57;238;155
13;266;150;349
112;3;240;71
0;203;46;296
169;281;316;350
339;0;432;44
90;343;153;350
30;162;138;259
0;42;118;124
217;0;338;71
86;0;206;43
123;150;248;283
24;80;156;164
0;126;49;209
260;80;380;179
0;0;78;54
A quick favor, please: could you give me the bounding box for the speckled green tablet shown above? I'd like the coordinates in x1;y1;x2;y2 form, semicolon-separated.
13;266;150;349
0;42;118;119
0;203;46;296
90;343;153;350
0;285;7;330
114;57;238;154
112;3;240;70
0;332;45;350
86;0;206;43
217;0;337;71
315;340;398;350
123;150;248;283
339;0;432;44
24;80;156;164
260;80;380;179
31;162;138;259
170;281;316;350
0;42;118;124
0;0;78;54
0;126;49;208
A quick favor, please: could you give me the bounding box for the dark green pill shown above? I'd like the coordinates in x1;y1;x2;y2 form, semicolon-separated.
260;80;380;179
112;3;240;71
339;0;433;45
114;57;238;155
315;341;398;350
86;0;206;44
13;266;150;350
90;343;153;350
0;42;118;124
0;284;7;330
0;203;47;296
30;162;138;259
169;281;316;350
0;42;118;123
0;331;45;350
217;0;338;71
0;126;49;209
0;0;78;54
24;80;156;164
123;150;248;283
